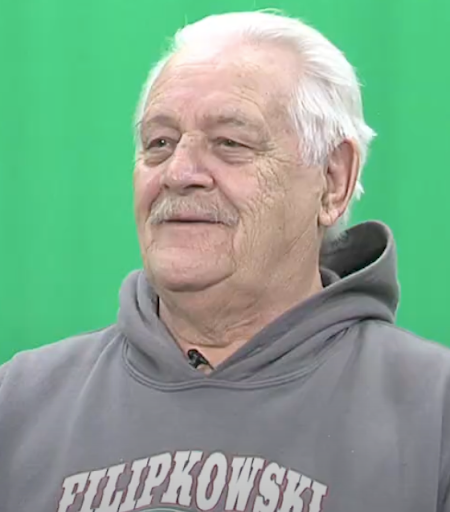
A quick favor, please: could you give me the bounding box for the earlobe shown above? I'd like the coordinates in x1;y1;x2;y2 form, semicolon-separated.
319;139;360;228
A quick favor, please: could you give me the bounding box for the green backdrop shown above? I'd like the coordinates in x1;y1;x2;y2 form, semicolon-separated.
1;0;449;364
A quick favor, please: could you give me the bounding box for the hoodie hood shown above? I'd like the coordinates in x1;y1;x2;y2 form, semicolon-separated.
118;221;399;387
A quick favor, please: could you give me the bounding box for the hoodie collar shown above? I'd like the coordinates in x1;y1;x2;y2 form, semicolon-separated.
118;221;399;387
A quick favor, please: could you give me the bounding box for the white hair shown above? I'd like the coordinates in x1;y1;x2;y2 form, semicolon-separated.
134;10;376;241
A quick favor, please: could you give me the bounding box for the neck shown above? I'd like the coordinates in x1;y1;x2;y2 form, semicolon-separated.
157;264;323;369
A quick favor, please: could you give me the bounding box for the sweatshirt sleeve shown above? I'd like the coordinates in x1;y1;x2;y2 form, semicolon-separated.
442;463;450;510
0;362;9;389
0;361;11;419
439;375;450;512
441;484;450;512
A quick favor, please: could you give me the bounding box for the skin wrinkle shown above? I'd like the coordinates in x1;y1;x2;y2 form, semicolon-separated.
133;39;358;365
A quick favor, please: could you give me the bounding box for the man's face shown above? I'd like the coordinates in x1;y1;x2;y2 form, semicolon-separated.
134;42;325;293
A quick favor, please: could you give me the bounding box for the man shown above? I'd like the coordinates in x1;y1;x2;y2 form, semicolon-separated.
0;10;449;512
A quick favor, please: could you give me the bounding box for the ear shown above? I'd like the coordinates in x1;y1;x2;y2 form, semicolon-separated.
319;139;360;228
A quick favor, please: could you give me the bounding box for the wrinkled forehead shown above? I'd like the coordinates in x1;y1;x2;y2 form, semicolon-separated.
144;41;299;125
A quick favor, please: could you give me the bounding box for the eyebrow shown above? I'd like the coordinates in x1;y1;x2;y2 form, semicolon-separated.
204;114;264;132
138;114;179;132
139;112;266;134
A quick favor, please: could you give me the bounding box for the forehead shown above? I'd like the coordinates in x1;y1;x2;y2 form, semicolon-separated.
143;42;298;127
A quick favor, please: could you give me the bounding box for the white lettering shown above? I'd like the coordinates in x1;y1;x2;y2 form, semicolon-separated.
196;452;228;510
57;451;329;512
135;453;172;508
161;450;203;506
95;463;126;512
253;462;286;512
309;481;328;512
57;472;90;512
79;468;107;512
118;458;149;512
225;457;264;511
278;470;312;512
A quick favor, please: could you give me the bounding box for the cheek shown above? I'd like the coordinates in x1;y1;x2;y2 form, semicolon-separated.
238;164;289;225
133;161;161;222
215;166;264;218
215;169;278;254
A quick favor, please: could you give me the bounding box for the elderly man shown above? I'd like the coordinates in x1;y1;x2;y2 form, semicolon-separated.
0;10;449;512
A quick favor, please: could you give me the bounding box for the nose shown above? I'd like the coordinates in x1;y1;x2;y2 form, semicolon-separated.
160;134;214;195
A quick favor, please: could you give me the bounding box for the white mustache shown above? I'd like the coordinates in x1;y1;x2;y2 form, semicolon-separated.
149;197;239;226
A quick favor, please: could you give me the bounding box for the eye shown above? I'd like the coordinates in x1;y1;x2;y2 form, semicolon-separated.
146;138;171;150
141;137;177;166
217;138;246;149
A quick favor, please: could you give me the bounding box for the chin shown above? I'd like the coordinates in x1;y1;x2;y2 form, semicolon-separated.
146;247;233;293
155;273;224;293
148;261;228;293
159;280;215;293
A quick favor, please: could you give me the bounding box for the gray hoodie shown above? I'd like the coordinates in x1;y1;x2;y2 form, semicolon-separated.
1;221;450;512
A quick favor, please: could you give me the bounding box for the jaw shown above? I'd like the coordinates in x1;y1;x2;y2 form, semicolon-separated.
144;241;234;293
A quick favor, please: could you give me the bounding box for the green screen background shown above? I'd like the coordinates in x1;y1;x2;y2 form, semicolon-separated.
1;0;449;364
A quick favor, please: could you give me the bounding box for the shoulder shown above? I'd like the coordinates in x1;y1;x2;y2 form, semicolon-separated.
361;320;450;373
360;322;450;504
0;325;122;400
347;320;450;409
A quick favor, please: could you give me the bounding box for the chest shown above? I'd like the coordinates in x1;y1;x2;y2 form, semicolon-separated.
3;381;442;512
